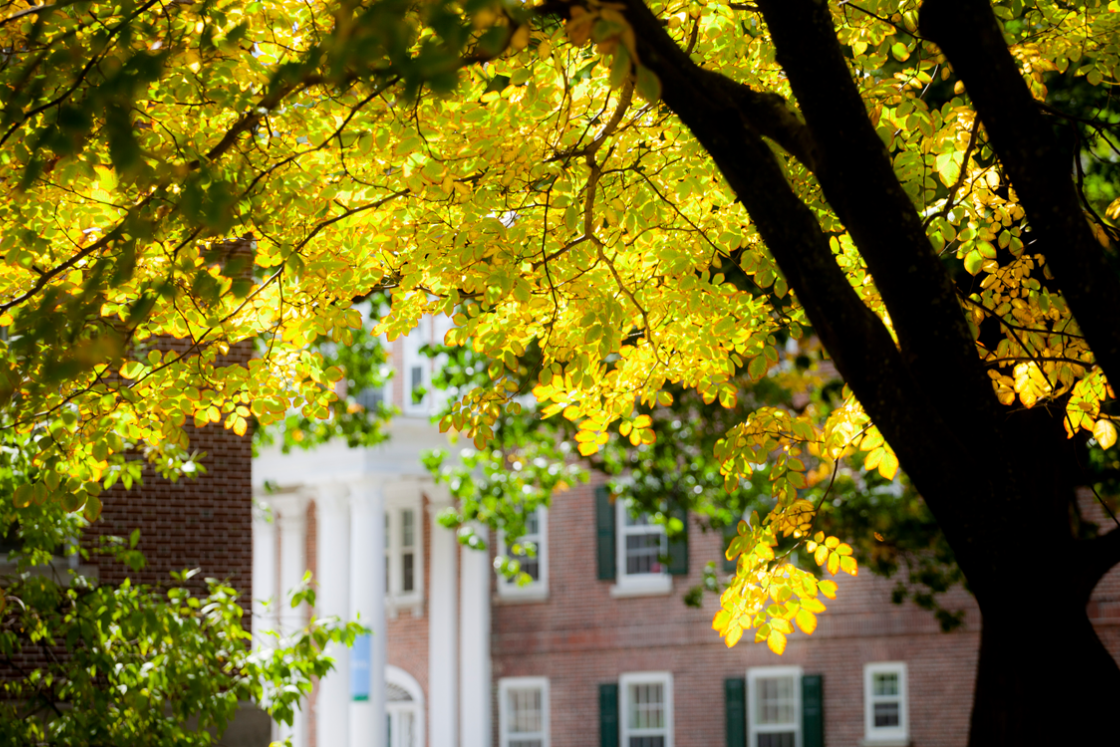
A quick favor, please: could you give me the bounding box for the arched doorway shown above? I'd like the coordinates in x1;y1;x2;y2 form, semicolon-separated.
386;665;425;747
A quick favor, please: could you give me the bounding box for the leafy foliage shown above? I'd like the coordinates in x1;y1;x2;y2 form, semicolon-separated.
3;0;1120;678
0;502;362;746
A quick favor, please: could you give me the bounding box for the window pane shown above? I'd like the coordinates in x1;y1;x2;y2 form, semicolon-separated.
625;510;653;527
757;733;795;747
515;550;540;581
510;742;544;747
873;672;899;697
757;676;795;726
402;509;415;548
402;552;414;592
508;687;543;733
874;702;900;728
626;533;663;574
400;711;415;747
628;683;664;729
526;510;540;536
629;738;665;747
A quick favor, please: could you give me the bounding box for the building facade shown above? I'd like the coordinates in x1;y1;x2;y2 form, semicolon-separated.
254;325;1120;747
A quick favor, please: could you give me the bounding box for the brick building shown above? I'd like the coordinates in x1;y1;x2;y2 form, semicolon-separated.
254;320;1120;747
1;339;268;742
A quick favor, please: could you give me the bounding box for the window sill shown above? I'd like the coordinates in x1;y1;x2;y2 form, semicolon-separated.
610;576;672;598
860;737;910;747
494;586;549;604
386;593;424;618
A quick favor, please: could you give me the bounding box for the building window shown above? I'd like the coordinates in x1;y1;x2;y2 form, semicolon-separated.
748;666;801;747
614;499;671;596
386;665;425;747
403;323;431;416
385;502;423;612
498;507;549;600
499;677;550;747
864;662;908;745
620;672;673;747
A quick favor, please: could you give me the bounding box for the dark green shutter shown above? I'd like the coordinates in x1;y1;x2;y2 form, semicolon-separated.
802;674;824;747
725;677;746;747
667;506;689;575
596;486;616;580
722;525;738;573
600;683;619;747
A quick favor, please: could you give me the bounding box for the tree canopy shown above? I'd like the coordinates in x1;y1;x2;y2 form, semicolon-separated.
4;0;1120;741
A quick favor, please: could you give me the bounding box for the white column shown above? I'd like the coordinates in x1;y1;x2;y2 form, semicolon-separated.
428;488;459;747
350;480;386;747
460;525;492;747
316;486;352;747
252;498;280;745
272;492;311;747
251;498;279;647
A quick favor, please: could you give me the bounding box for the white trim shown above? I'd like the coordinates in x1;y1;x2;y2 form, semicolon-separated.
619;671;674;747
384;483;425;614
403;320;433;416
747;666;802;747
863;662;909;745
613;499;670;596
386;665;426;747
497;507;549;600
460;525;492;747
498;676;550;747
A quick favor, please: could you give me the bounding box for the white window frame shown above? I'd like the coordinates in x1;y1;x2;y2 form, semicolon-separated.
497;507;549;601
747;666;802;747
612;499;671;597
384;485;424;615
498;676;550;747
386;664;426;747
863;662;909;746
619;671;674;747
403;321;432;416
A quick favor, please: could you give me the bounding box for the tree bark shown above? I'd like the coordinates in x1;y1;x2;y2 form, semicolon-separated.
971;600;1120;745
582;0;1120;742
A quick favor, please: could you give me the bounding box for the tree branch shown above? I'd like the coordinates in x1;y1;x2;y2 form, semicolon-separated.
921;0;1120;401
757;0;1006;446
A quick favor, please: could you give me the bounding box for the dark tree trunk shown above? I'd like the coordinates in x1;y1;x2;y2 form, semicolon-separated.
569;0;1120;741
970;602;1120;744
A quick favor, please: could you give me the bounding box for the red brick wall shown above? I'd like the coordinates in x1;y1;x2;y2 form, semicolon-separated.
488;478;1120;747
84;340;254;598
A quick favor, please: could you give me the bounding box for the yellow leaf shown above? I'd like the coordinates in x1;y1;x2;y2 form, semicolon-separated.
840;555;858;576
724;621;743;648
827;551;840;575
795;608;817;635
767;629;787;655
813;545;829;566
1094;419;1117;450
577;441;599;456
819;579;838;599
771;618;793;635
801;597;826;613
510;24;531;51
878;450;899;480
712;609;731;632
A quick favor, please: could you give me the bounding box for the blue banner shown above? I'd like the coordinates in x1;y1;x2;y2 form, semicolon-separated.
350;634;371;701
